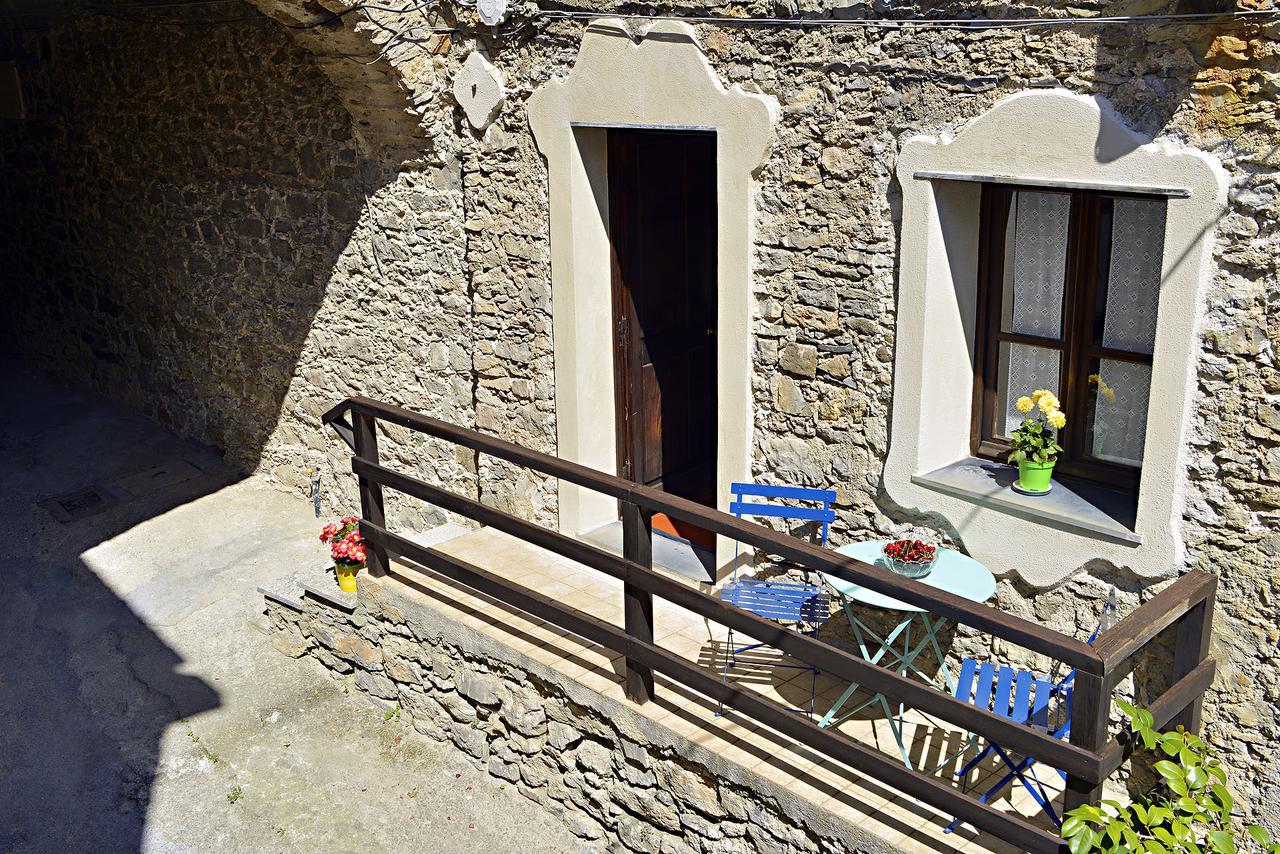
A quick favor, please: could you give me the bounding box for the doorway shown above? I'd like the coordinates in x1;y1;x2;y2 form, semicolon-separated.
607;128;717;547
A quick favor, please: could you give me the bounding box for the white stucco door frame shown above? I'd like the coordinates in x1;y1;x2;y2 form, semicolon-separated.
528;19;778;568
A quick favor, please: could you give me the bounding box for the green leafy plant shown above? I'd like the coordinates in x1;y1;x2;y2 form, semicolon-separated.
226;785;243;805
1007;389;1066;465
1062;700;1279;853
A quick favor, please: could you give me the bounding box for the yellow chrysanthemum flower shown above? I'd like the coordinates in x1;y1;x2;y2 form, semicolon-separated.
1087;374;1100;385
1031;389;1050;402
1047;410;1067;430
1102;387;1117;402
1015;396;1034;414
1037;394;1060;415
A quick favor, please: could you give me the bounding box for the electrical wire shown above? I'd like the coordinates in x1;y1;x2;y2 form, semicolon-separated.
7;0;1276;32
533;6;1280;31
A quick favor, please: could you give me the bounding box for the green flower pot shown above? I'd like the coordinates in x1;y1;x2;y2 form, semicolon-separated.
1016;460;1055;494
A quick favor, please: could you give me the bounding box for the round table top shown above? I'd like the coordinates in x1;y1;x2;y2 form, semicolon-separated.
821;540;997;613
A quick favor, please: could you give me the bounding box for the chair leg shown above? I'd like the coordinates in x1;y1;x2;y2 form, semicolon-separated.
982;744;1061;827
956;742;996;786
717;627;735;717
948;743;1061;833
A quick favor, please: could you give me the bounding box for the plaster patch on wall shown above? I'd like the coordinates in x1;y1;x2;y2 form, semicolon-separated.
453;51;505;132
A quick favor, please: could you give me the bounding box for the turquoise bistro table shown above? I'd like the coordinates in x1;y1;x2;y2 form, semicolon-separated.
818;540;997;769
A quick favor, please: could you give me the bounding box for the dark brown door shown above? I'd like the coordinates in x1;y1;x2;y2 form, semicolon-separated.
608;128;717;521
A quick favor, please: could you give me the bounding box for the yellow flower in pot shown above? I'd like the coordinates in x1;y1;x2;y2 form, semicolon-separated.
1008;390;1065;495
320;516;366;593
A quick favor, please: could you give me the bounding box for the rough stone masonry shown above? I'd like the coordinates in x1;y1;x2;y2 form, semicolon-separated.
0;0;1275;831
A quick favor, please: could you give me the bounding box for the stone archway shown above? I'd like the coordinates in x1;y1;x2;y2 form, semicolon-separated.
246;0;440;166
528;19;778;569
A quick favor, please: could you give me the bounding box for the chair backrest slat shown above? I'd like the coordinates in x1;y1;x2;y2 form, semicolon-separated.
731;483;837;502
728;482;836;563
954;658;978;703
728;502;836;524
1010;670;1033;722
1031;678;1054;728
993;666;1015;718
975;663;997;710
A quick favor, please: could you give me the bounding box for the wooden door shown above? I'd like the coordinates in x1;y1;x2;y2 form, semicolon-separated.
608;129;717;515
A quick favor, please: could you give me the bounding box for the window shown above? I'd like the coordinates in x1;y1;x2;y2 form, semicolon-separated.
972;184;1167;495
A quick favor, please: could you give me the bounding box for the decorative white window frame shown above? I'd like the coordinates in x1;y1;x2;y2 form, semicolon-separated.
884;91;1227;587
527;19;778;570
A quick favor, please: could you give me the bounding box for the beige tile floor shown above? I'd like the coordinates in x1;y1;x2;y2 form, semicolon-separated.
391;527;1064;853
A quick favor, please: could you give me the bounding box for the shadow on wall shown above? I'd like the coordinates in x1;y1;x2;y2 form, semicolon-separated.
1087;0;1258;162
0;362;229;851
0;8;401;473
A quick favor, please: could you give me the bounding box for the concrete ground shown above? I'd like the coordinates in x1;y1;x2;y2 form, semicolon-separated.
0;360;578;854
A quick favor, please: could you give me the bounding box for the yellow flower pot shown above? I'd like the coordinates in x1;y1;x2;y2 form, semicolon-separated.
335;562;362;593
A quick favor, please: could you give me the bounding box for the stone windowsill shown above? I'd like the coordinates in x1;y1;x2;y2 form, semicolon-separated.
911;457;1142;547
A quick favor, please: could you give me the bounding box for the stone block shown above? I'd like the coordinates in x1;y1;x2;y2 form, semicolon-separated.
574;739;614;775
779;342;818;377
355;670;399;700
547;720;582;751
450;720;490;761
664;765;724;818
456;670;501;705
271;622;310;658
331;633;384;670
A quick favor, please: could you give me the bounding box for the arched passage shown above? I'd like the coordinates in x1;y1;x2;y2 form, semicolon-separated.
0;1;467;499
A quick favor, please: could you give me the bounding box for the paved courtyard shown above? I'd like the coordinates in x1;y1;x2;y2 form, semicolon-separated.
0;361;578;853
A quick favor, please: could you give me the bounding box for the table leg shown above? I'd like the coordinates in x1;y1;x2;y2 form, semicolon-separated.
818;608;916;731
920;613;956;694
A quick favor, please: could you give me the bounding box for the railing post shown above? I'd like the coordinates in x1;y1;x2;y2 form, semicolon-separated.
353;411;389;578
1064;669;1115;813
622;500;654;704
1170;574;1216;733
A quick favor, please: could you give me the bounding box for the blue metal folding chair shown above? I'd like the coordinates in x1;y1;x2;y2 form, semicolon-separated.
946;588;1117;831
719;483;836;716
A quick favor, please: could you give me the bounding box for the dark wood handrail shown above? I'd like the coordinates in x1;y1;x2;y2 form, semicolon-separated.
1097;658;1217;777
323;395;1218;851
1093;571;1216;673
365;520;1065;854
327;396;1102;673
353;456;1102;782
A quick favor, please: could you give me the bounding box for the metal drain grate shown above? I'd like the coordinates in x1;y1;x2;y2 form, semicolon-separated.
38;487;117;523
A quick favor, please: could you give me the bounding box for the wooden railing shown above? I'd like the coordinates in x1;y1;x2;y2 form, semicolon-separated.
323;396;1217;853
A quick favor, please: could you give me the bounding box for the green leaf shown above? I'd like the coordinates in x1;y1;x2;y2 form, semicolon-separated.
1068;826;1095;854
1062;816;1087;837
1106;823;1122;846
1141;729;1159;751
1208;830;1236;853
1155;760;1185;782
1153;828;1179;848
1248;826;1273;846
1144;840;1169;854
1159;732;1184;756
1133;708;1155;730
1210;784;1233;815
1186;765;1208;790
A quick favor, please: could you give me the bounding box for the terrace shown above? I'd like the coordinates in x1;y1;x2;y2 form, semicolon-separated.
260;395;1218;853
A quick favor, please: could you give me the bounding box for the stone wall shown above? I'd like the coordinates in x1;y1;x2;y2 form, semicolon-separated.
0;8;477;532
267;577;900;854
0;0;1276;828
